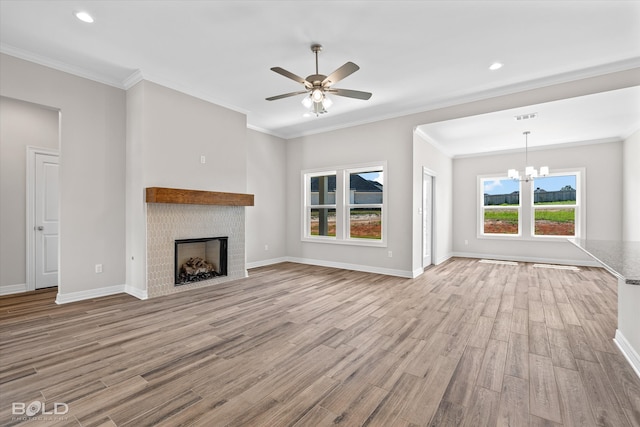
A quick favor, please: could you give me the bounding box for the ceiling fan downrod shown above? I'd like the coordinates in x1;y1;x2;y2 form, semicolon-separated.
311;44;322;75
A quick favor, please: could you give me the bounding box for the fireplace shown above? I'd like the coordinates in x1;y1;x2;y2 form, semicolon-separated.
174;237;228;285
145;188;253;298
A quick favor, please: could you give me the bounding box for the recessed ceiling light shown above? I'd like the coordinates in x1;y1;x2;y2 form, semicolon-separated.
489;62;503;71
75;11;94;23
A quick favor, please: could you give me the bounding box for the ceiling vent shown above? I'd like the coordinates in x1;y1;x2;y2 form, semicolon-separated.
514;112;538;121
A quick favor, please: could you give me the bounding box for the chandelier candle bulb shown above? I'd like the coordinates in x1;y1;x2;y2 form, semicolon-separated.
508;131;550;182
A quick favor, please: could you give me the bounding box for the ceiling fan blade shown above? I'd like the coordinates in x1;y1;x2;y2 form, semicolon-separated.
322;62;359;86
326;88;372;100
265;90;309;101
271;67;312;89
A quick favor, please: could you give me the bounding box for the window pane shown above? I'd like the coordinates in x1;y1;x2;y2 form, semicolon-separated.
310;208;336;236
483;209;519;234
349;207;381;239
349;170;383;204
533;175;576;205
483;178;520;206
310;175;336;205
534;208;575;236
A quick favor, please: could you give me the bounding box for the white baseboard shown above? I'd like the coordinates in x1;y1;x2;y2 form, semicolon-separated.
56;284;126;304
285;256;415;278
246;257;289;270
125;285;148;300
250;255;455;279
614;329;640;379
436;253;453;265
413;254;454;278
451;251;602;267
0;283;27;296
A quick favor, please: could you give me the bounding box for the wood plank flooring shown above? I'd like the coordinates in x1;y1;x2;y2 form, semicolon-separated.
1;258;639;426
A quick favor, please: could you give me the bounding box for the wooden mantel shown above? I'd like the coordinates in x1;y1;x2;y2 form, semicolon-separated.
145;187;254;206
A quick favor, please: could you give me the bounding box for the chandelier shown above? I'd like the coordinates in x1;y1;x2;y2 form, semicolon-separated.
507;131;549;182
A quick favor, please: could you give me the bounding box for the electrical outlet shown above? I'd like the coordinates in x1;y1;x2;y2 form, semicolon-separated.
200;155;206;164
388;251;393;258
95;264;103;273
264;244;269;251
464;239;469;245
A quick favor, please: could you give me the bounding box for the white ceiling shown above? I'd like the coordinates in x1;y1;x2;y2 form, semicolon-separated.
1;0;639;151
417;85;640;157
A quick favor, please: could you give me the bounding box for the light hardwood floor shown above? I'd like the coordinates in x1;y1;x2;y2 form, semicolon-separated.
1;258;639;426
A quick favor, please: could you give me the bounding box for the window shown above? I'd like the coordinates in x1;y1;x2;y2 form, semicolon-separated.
532;173;579;237
309;173;337;237
480;177;521;236
303;163;386;245
478;169;583;240
347;169;384;240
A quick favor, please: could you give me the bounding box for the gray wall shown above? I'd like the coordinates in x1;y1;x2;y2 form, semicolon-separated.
619;129;640;364
451;141;623;263
0;97;59;289
2;50;638;297
126;80;248;293
282;68;639;277
246;129;287;266
0;54;126;296
412;131;454;272
623;129;640;240
286;118;415;276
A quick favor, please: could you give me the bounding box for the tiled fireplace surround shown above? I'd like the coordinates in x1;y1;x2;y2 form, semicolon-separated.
145;188;253;298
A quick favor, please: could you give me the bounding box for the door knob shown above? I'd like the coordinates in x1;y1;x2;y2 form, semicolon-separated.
37;226;44;230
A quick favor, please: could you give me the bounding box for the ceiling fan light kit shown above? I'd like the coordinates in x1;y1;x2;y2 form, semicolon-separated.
266;43;372;116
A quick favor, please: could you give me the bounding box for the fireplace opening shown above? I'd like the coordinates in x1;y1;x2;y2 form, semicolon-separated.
174;237;228;285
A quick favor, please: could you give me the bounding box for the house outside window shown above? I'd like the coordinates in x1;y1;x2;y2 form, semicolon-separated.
347;169;384;240
532;173;580;237
309;173;337;237
480;177;521;236
303;162;386;246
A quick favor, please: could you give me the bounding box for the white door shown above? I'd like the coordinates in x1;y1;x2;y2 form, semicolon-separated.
34;152;59;288
422;172;433;268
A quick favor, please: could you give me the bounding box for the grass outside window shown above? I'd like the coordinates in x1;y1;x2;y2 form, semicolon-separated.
483;208;519;234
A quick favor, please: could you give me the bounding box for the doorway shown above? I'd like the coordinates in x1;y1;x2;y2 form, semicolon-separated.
27;147;59;290
422;168;435;268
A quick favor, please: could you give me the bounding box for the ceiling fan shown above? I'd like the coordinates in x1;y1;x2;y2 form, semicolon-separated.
266;44;372;115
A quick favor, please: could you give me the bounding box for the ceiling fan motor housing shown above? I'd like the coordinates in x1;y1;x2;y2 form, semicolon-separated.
307;74;328;86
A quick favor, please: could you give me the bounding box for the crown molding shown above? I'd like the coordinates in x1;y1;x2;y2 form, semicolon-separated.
274;58;640;140
246;123;288;139
452;136;624;159
414;127;454;158
0;43;126;89
123;69;144;89
415;126;628;160
2;41;638;142
129;70;250;116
